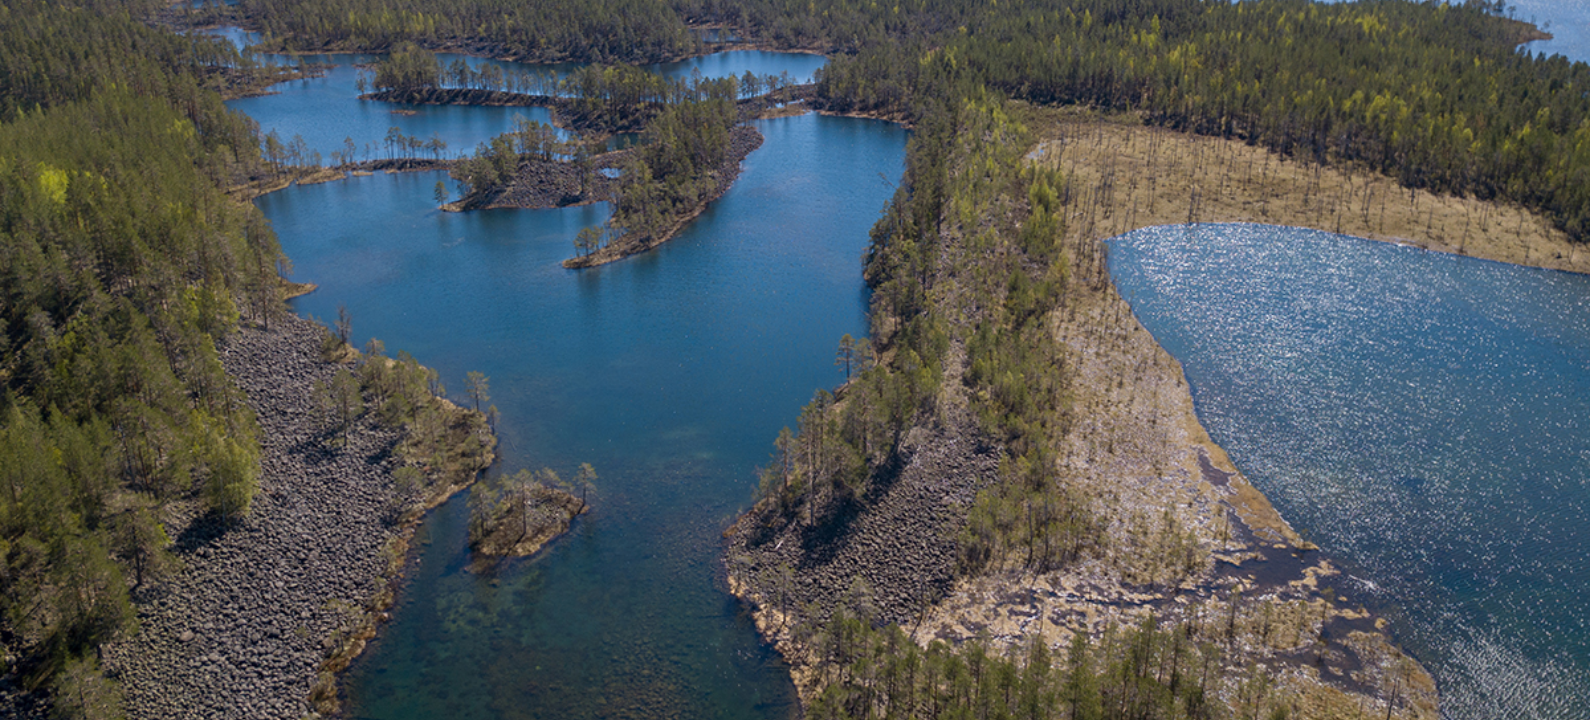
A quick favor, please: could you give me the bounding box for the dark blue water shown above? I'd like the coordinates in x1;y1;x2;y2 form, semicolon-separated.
256;108;906;717
1109;224;1590;720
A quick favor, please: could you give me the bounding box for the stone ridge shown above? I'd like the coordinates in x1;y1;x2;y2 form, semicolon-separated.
728;419;999;631
103;314;404;720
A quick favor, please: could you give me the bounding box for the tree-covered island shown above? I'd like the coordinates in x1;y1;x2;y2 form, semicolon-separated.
361;45;803;266
7;0;1590;718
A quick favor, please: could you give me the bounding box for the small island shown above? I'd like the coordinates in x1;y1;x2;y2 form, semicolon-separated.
13;0;1590;717
467;465;595;560
359;47;801;267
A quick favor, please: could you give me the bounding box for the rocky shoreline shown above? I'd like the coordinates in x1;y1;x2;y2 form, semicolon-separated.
725;413;998;620
447;151;626;212
97;314;431;719
723;107;1441;717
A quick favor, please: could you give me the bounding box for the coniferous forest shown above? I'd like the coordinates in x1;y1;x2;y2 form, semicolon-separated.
203;0;1590;240
4;0;1589;717
0;0;286;704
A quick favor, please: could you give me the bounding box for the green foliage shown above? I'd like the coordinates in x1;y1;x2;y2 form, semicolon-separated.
449;117;564;200
0;0;276;124
814;0;1590;242
464;371;490;413
326;369;364;444
801;613;1245;720
466;466;591;552
608;91;740;242
50;655;126;720
225;0;1590;241
0;3;284;690
959;449;1099;576
243;0;699;63
371;43;441;92
835;333;871;380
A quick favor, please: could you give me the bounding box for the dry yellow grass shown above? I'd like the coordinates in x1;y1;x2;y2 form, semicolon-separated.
1024;106;1590;275
909;107;1460;719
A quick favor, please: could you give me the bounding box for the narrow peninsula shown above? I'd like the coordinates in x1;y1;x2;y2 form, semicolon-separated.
9;0;1590;718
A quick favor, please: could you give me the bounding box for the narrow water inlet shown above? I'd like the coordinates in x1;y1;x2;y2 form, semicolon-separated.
243;62;907;715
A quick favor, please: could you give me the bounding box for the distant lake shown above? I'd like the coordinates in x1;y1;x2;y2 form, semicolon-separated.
222;38;826;164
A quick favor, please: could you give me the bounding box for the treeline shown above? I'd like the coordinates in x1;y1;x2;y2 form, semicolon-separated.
447;70;754;259
0;1;287;707
198;0;1590;242
802;609;1296;720
370;44;803;131
747;92;1104;582
672;0;965;53
815;0;1590;241
237;0;699;63
466;464;594;556
0;0;264;178
735;82;1359;720
595;88;742;254
0;0;300;119
230;0;964;60
311;334;495;517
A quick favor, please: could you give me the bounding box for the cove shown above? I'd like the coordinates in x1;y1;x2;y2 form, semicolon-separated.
1108;223;1590;719
250;84;906;717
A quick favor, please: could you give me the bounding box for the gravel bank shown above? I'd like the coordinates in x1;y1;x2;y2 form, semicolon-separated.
102;314;407;720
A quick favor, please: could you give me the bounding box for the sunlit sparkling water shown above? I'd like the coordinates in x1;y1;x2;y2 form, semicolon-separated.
1110;223;1590;719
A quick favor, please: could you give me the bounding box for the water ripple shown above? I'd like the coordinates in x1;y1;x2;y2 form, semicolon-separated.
1111;223;1590;720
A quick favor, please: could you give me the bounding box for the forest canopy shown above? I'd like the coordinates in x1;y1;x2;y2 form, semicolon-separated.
0;0;281;702
201;0;1590;240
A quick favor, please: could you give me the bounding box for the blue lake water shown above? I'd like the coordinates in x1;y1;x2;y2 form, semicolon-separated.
220;2;1590;715
220;30;827;164
243;46;906;715
1508;0;1590;64
1109;224;1590;720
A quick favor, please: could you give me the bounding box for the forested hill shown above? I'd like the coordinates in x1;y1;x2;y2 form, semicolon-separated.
230;0;701;62
815;0;1590;239
206;0;1590;243
0;0;284;709
0;0;287;117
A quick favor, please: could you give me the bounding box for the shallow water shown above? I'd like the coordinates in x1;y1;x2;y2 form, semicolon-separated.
248;69;906;715
1110;223;1590;720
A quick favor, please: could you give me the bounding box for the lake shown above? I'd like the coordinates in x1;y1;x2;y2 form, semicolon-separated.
1110;223;1590;719
233;44;906;718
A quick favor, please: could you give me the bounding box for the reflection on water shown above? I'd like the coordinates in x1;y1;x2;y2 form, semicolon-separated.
216;21;830;165
1110;223;1590;719
256;111;906;718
